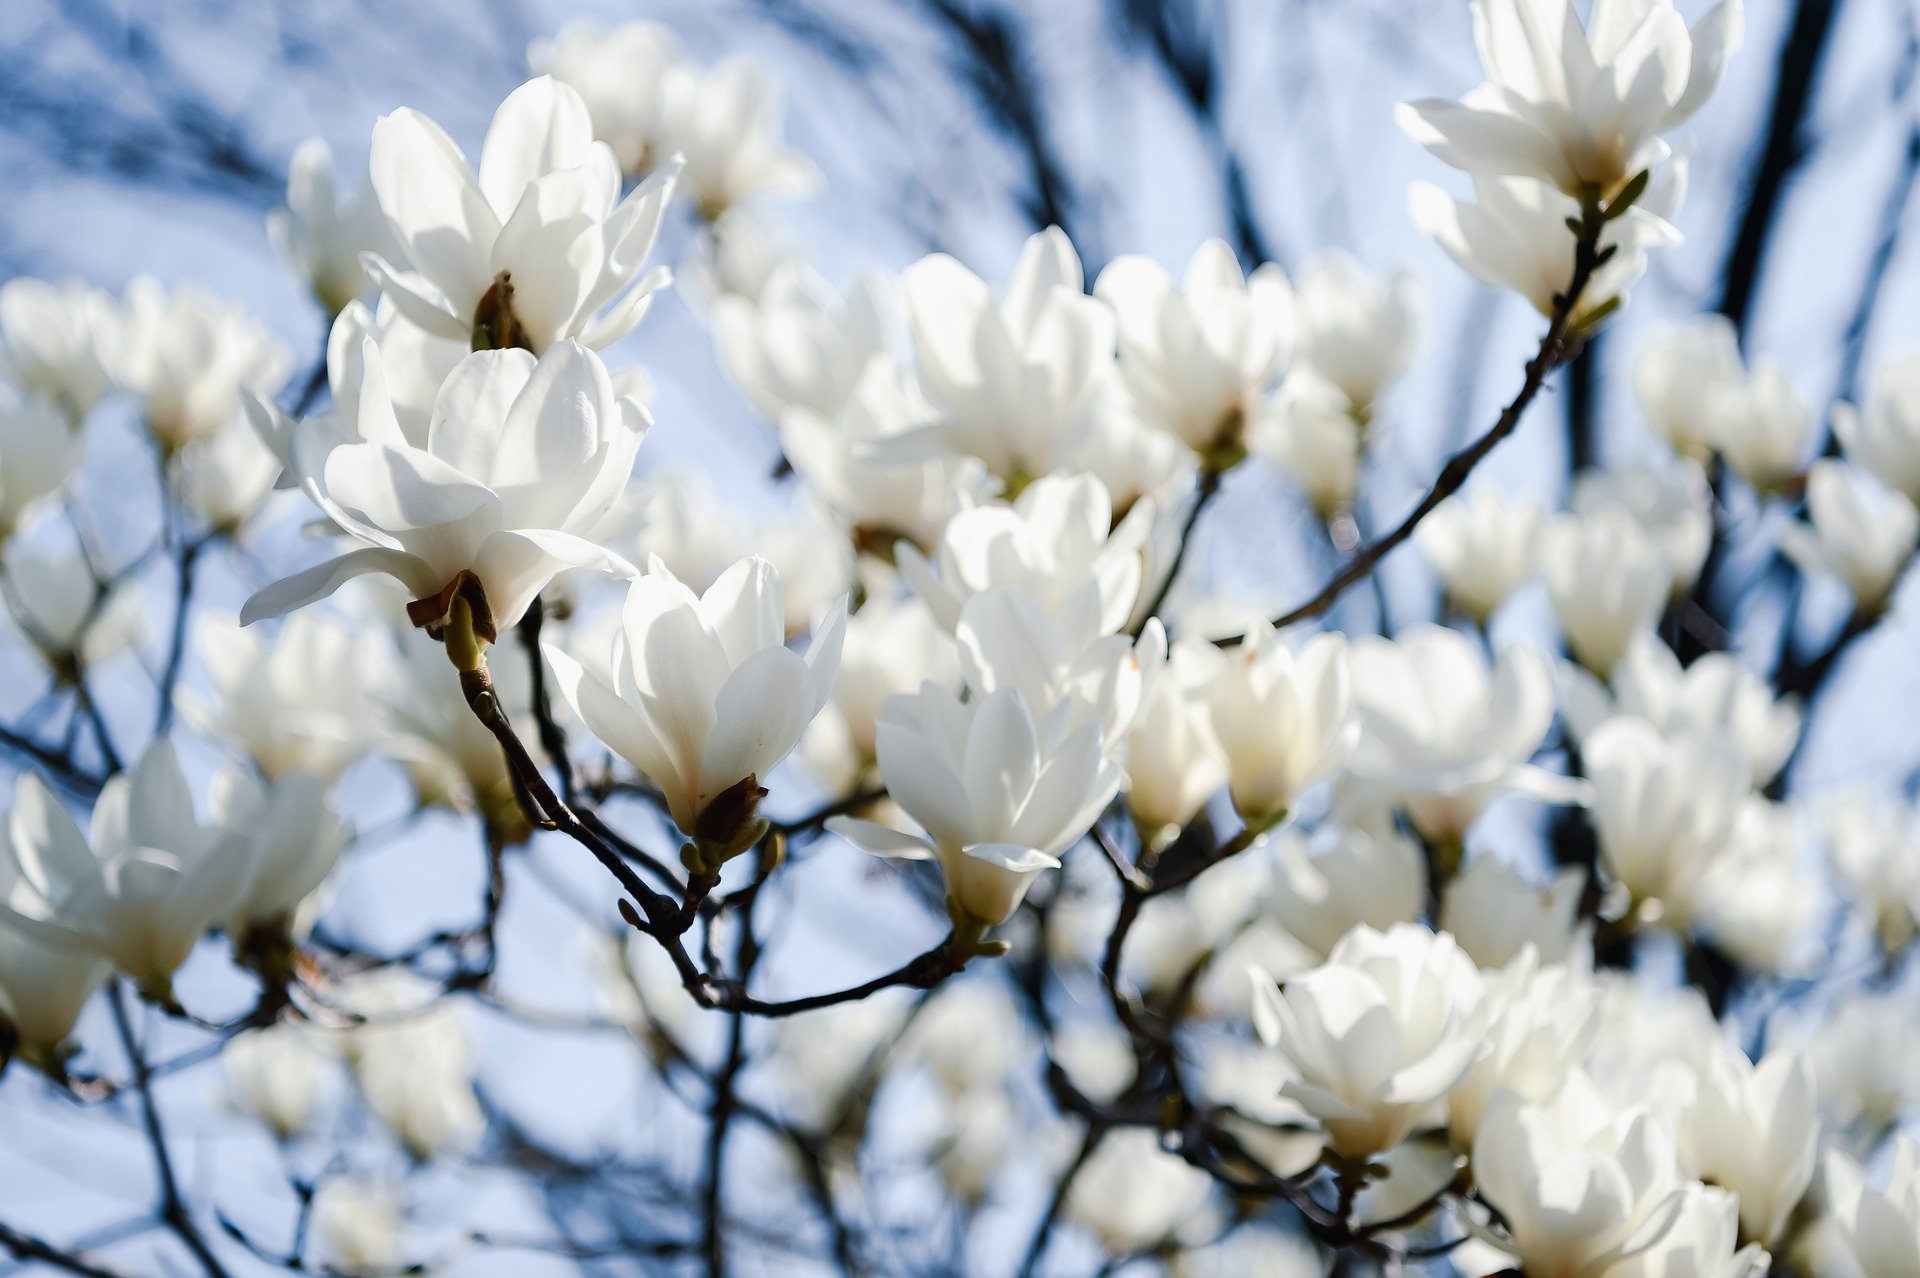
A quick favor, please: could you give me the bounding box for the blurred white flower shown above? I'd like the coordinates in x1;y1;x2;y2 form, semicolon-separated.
1065;1127;1214;1253
1671;1041;1818;1247
338;971;483;1160
1416;486;1543;622
549;556;844;853
1822;1135;1920;1277
185;612;379;783
365;76;678;353
269;139;400;316
657;57;821;219
1448;956;1601;1148
0;393;83;540
1836;348;1920;504
224;1022;332;1141
1255;368;1366;519
376;620;535;829
214;768;347;943
1812;989;1920;1139
1712;359;1813;495
1636;313;1743;460
0;278;113;421
1202;626;1357;824
1291;252;1420;417
1123;636;1228;840
1442;856;1588;969
0;537;142;681
310;1178;405;1276
104;276;290;452
714;268;891;422
1570;460;1713;594
900;977;1029;1097
530;20;684;177
1543;505;1671;674
0;778;109;1069
1779;459;1918;615
1695;798;1821;975
766;995;906;1128
1585;716;1745;927
1824;794;1920;954
606;469;751;596
1252;923;1485;1159
1094;237;1291;463
1267;825;1425;960
177;414;281;533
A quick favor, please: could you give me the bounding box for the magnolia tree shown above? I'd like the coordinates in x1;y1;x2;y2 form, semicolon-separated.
6;0;1920;1275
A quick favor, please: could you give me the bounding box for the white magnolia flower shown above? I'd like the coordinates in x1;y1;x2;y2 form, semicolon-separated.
1124;636;1228;839
1544;505;1671;673
830;681;1122;927
1267;825;1425;959
1824;794;1920;953
1560;630;1801;788
185;612;379;782
365;76;679;353
269;139;400;316
1255;369;1367;518
0;781;109;1068
1449;958;1602;1147
1571;460;1713;593
750;496;856;638
1094;237;1292;462
178;414;281;533
0;537;142;680
1291;252;1420;417
1416;486;1543;621
1252;923;1485;1158
1836;348;1920;504
1347;626;1574;842
547;557;845;848
766;994;907;1128
714;267;891;422
1713;359;1813;495
1696;797;1821;975
1672;1042;1818;1247
0;393;83;539
604;469;751;596
0;744;251;997
1636;313;1743;459
376;620;533;831
311;1178;405;1276
899;473;1149;636
781;360;992;556
214;769;347;943
1202;626;1357;823
1823;1135;1920;1278
1066;1127;1215;1253
1173;1225;1323;1278
1612;1182;1767;1278
657;56;821;218
816;592;959;774
1812;990;1920;1138
530;20;684;177
1399;0;1742;199
1071;403;1196;521
337;971;483;1160
921;1088;1015;1204
900;978;1030;1097
680;207;808;310
1472;1074;1687;1278
1585;716;1745;926
224;1022;331;1140
104;276;291;452
890;227;1114;481
1442;857;1588;969
244;338;646;633
1411;163;1687;324
1780;459;1918;615
301;299;467;455
0;278;112;421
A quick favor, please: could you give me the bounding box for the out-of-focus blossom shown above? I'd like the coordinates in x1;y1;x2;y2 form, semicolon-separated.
714;268;891;422
1636;314;1743;460
1448;957;1601;1147
1255;368;1366;519
1201;626;1357;824
530;20;684;177
1570;460;1713;593
1836;348;1920;504
1065;1127;1215;1253
657;57;821;219
1585;716;1744;928
335;970;484;1160
1812;989;1920;1139
1824;794;1920;954
1695;798;1822;976
185;612;379;783
224;1022;332;1141
1267;825;1425;959
214;769;347;944
1822;1135;1920;1277
178;414;281;533
1416;486;1542;621
1779;460;1918;615
0;538;142;681
310;1178;405;1276
1291;252;1420;418
376;622;533;835
1670;1041;1818;1247
1543;505;1671;674
1612;1183;1766;1278
1123;636;1228;841
269;139;400;316
104;276;290;452
0;279;113;421
900;977;1029;1097
365;77;679;354
0;780;109;1069
1442;856;1588;969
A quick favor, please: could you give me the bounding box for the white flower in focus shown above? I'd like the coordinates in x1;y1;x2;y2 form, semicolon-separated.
1292;252;1421;416
1442;857;1588;969
1671;1042;1819;1247
1779;460;1918;615
1570;460;1713;593
244;339;646;633
1471;1074;1687;1278
1267;825;1425;960
830;682;1121;927
1252;923;1485;1159
1094;237;1292;462
546;557;846;848
1203;626;1356;823
0;279;112;421
714;268;892;422
1836;348;1920;504
185;612;379;783
657;57;821;219
891;228;1114;481
224;1022;331;1141
310;1178;405;1276
365;77;679;353
530;20;684;177
1560;630;1801;788
269;139;400;316
214;769;347;943
1123;636;1228;839
104;277;291;452
1347;626;1574;842
1635;313;1743;459
1416;486;1543;621
1584;716;1744;927
1822;1135;1920;1278
1398;0;1742;198
1543;505;1671;674
0;538;142;680
1448;957;1601;1148
1065;1127;1214;1253
1255;368;1366;519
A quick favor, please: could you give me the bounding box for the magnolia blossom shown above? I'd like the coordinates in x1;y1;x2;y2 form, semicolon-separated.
714;267;891;423
1399;0;1742;199
0;745;250;997
1123;637;1228;839
1416;487;1543;621
1202;627;1357;823
185;612;379;782
1636;313;1743;458
1696;798;1821;975
213;769;347;943
657;56;821;218
1094;237;1291;462
813;592;958;775
1252;923;1484;1158
1267;825;1425;959
0;278;112;421
1836;348;1920;504
1813;990;1920;1137
681;207;807;310
1780;459;1919;615
891;228;1114;481
244;338;646;633
1291;252;1420;417
1711;358;1813;495
365;77;679;353
178;415;281;533
830;681;1122;926
900;978;1030;1098
900;473;1149;636
1824;795;1920;953
1346;626;1575;842
335;970;484;1159
311;1178;405;1276
766;995;907;1128
1570;460;1712;594
0;538;142;680
1065;1128;1215;1253
548;557;845;849
1584;716;1745;927
225;1023;331;1140
1822;1136;1920;1277
377;621;535;832
1543;505;1670;674
1448;958;1601;1147
1613;1183;1766;1278
1255;370;1367;518
0;785;108;1067
1442;856;1588;969
105;276;291;452
269;138;399;315
530;20;684;176
1671;1043;1818;1247
0;393;83;539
